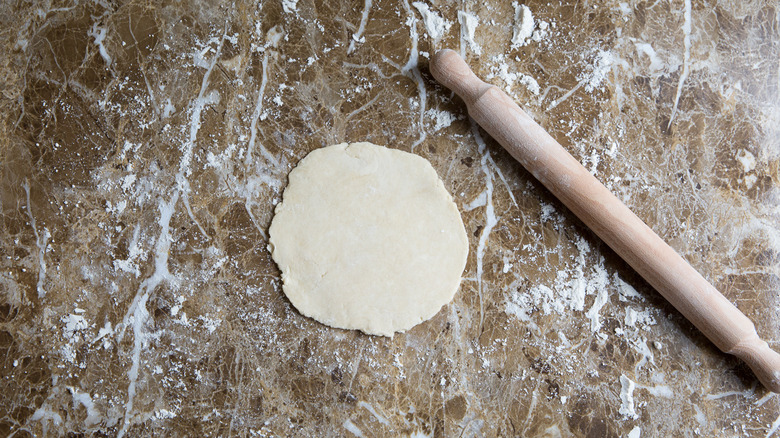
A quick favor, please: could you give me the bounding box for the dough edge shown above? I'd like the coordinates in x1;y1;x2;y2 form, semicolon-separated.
268;142;469;337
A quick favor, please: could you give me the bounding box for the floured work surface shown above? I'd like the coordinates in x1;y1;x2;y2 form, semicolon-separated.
1;1;779;436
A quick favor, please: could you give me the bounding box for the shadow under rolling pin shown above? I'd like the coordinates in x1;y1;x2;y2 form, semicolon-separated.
429;48;780;393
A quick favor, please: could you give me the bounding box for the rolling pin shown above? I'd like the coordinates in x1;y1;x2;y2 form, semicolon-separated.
429;48;780;393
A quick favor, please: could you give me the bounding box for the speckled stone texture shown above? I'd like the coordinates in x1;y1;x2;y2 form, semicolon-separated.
1;0;779;436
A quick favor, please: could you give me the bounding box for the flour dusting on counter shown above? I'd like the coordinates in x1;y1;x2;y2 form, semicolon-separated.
413;2;451;43
619;375;639;419
580;50;615;92
281;0;299;14
511;3;534;48
458;11;481;55
3;0;779;436
426;108;457;131
486;55;541;96
511;3;550;48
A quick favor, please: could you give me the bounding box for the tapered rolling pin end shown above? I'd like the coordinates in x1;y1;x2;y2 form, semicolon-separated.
730;337;780;393
430;49;488;104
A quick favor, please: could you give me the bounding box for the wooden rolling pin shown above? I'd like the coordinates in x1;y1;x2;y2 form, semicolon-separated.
430;48;780;392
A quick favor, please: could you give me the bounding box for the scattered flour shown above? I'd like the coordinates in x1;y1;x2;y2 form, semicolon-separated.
281;0;299;14
744;174;757;189
630;337;655;371
198;315;221;334
519;74;540;95
93;321;114;349
413;2;451;43
735;149;756;172
531;19;550;42
624;308;655;327
153;409;177;420
539;202;558;222
61;313;90;363
511;3;551;48
504;236;612;333
615;274;644;301
619;374;639;419
170;295;185;316
64;314;89;336
511;3;534;48
580;50;614;92
458;11;481;55
585;287;609;332
425;108;456;131
486;56;540;95
502;255;513;273
505;290;533;323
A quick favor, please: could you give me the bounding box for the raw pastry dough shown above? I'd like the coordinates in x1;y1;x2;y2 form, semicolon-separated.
268;142;469;336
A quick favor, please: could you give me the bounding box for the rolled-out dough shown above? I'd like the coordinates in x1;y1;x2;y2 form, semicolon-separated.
268;142;469;336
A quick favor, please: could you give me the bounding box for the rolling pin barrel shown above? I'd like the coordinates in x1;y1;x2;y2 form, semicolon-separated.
430;49;780;393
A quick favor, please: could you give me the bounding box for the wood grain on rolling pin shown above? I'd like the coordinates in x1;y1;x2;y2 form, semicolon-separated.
430;48;780;393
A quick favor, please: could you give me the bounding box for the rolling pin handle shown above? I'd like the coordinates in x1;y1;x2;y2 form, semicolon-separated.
731;336;780;393
430;49;489;105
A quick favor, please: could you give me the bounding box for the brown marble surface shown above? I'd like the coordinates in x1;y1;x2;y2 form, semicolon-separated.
1;0;780;436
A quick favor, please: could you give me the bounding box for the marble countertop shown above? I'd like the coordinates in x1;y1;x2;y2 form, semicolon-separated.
2;0;779;436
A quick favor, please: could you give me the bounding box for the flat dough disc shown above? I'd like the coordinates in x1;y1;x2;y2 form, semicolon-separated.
268;142;469;336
